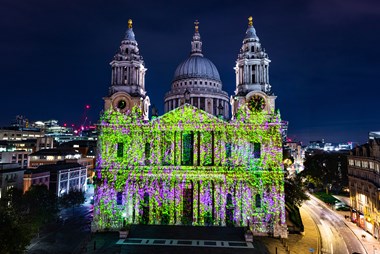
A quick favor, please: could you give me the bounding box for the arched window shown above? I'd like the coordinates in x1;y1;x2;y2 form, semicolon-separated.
117;143;124;158
116;192;123;205
144;142;150;165
255;194;261;208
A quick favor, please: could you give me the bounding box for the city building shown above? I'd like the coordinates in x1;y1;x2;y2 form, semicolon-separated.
23;168;50;193
58;140;97;159
348;136;380;239
283;141;305;174
28;148;94;170
0;150;29;168
36;162;87;197
93;18;287;237
0;163;24;198
0;127;44;142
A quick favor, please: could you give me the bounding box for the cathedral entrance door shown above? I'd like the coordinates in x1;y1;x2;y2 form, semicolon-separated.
226;193;234;226
182;188;193;225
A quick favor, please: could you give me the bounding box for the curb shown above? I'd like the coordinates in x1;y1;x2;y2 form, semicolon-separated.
300;205;321;254
341;220;368;254
309;194;368;254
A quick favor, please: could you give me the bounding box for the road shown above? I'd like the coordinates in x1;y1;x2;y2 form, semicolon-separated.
27;185;94;254
303;195;367;254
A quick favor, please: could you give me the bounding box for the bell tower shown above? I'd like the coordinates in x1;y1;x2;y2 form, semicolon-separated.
231;17;276;119
104;19;150;120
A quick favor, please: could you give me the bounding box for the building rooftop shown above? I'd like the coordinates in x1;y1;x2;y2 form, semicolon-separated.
29;148;80;157
0;163;24;173
36;162;84;171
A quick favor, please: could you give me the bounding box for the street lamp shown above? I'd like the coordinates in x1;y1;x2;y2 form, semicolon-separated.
122;212;127;227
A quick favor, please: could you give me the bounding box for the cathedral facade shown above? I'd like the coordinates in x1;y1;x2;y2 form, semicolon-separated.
93;17;287;237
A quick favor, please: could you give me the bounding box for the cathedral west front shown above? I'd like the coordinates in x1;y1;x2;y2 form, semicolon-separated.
93;17;287;237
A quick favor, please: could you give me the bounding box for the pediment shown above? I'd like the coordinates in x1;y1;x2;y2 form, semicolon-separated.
153;104;225;125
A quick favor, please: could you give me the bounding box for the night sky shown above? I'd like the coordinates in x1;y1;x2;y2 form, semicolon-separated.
1;0;380;144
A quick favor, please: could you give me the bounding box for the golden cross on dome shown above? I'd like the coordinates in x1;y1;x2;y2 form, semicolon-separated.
194;20;199;33
128;19;133;29
248;16;253;27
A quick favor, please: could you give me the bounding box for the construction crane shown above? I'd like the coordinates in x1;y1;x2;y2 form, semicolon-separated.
79;104;90;134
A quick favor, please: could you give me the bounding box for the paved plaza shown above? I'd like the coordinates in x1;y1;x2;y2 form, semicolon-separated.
27;193;380;254
84;225;271;253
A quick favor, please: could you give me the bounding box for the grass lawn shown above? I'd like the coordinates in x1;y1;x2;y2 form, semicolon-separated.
313;192;340;205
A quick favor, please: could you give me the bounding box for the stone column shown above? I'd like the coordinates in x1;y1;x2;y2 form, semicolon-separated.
255;65;259;84
235;67;239;86
193;180;199;225
244;65;248;84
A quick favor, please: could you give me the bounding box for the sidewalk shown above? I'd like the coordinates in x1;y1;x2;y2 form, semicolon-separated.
287;206;320;254
325;195;380;254
343;220;380;254
254;206;320;254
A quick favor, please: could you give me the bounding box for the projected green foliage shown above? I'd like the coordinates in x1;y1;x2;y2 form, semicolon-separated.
93;104;285;234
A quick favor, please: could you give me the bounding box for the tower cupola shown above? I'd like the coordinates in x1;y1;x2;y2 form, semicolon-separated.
104;19;150;120
230;17;276;119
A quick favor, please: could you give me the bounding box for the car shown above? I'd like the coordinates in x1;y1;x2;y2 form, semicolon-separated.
336;205;350;211
334;202;346;209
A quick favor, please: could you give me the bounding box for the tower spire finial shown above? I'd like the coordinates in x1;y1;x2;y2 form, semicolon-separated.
128;19;133;29
194;20;199;33
248;16;253;27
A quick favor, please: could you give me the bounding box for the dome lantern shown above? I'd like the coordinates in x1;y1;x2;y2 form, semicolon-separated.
191;19;203;56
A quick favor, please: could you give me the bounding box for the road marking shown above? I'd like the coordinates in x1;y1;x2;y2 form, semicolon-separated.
117;238;254;249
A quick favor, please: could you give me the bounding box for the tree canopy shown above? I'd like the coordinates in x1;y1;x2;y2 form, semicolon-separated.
301;152;348;193
0;185;58;254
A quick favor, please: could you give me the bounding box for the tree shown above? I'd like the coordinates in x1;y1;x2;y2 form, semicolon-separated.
0;188;35;254
59;189;86;215
301;152;348;193
23;185;58;227
285;174;309;207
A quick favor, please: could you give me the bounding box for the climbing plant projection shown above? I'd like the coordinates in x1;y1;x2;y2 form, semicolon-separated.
93;104;285;234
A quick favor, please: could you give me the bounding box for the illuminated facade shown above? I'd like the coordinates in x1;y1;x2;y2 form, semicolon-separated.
348;139;380;240
93;18;287;237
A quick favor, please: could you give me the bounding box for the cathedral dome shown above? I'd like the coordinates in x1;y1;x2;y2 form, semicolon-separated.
164;20;230;119
173;55;221;82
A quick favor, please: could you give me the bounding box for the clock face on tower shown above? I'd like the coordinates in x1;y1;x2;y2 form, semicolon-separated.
117;100;127;110
112;96;131;113
248;94;266;111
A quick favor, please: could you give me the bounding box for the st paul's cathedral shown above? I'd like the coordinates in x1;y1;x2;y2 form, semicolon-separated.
93;17;287;237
